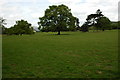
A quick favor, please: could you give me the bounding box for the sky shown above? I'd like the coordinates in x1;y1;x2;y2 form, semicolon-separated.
0;0;119;28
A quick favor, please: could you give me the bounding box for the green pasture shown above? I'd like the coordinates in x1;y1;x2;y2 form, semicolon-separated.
2;30;118;78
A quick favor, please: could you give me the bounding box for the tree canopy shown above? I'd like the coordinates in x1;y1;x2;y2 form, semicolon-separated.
38;4;79;35
96;17;111;31
5;20;34;35
81;9;111;32
86;9;104;29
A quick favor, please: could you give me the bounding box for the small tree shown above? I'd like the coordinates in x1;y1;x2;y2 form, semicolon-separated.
6;20;34;35
81;22;90;32
0;17;7;34
14;20;34;35
38;4;79;35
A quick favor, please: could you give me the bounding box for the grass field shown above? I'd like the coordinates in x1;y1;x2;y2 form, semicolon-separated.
2;30;118;78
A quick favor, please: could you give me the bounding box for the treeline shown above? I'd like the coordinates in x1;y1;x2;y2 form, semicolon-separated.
79;9;120;32
0;4;119;35
1;20;34;35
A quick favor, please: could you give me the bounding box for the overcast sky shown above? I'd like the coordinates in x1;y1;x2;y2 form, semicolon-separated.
0;0;119;28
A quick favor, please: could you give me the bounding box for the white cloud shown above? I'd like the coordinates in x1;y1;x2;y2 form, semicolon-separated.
0;0;48;27
0;0;119;28
48;0;118;25
48;0;82;4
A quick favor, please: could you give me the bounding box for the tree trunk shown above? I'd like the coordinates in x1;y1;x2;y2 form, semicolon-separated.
102;29;104;31
57;30;60;35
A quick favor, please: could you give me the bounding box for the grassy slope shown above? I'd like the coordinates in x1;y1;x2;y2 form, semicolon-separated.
2;30;118;78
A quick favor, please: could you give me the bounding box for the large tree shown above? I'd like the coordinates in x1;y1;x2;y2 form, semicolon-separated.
38;4;79;35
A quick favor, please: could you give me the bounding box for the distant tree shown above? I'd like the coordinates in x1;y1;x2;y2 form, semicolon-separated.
96;17;111;31
13;20;34;35
111;22;118;29
0;17;6;27
82;9;112;32
86;9;104;30
111;21;120;29
38;4;79;35
6;20;34;35
73;17;80;31
81;22;90;32
5;27;14;35
0;17;7;34
118;21;120;29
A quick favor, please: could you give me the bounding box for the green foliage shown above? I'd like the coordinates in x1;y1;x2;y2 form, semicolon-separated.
5;20;34;35
81;22;90;32
0;17;7;34
118;21;120;29
38;4;79;35
82;9;113;32
86;9;103;27
4;28;14;35
110;21;120;29
96;17;111;31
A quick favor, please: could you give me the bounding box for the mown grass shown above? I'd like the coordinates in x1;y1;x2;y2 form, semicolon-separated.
2;30;118;78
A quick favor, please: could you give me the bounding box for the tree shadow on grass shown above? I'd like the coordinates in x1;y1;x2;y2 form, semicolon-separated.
56;34;71;35
47;33;72;36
